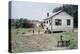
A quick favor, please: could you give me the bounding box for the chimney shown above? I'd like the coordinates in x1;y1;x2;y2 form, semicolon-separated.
47;12;49;17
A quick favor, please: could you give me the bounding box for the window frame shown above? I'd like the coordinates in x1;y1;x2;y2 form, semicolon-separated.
55;19;62;26
67;19;71;26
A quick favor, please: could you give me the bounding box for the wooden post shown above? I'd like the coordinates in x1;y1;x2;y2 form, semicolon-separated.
60;35;63;41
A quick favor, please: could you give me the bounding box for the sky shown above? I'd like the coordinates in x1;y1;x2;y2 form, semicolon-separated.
11;1;63;21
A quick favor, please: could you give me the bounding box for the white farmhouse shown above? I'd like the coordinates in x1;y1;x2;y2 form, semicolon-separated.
44;10;73;32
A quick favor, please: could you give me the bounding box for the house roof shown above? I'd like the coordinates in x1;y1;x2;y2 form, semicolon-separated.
44;9;70;20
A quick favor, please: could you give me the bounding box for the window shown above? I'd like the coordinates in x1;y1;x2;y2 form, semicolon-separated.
67;19;70;25
55;19;62;25
47;21;48;24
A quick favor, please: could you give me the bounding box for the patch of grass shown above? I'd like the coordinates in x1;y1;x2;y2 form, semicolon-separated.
68;39;78;49
63;32;78;49
11;28;33;34
51;32;78;49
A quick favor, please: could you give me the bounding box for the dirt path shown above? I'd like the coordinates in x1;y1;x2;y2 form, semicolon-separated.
24;32;44;36
11;33;69;53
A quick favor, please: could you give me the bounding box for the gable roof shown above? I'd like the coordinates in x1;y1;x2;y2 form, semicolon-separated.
44;9;72;20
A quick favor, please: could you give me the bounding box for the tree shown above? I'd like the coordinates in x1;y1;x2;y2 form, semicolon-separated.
53;7;63;12
15;18;24;28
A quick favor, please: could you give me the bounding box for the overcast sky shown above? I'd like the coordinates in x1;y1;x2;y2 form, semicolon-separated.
11;1;63;21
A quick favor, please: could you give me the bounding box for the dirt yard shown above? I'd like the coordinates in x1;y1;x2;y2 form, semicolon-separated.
10;28;78;53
